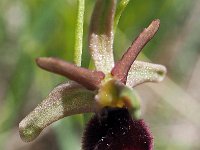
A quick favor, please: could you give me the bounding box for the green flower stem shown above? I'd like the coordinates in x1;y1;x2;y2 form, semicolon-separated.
54;1;85;149
74;0;87;127
74;0;85;66
114;0;130;33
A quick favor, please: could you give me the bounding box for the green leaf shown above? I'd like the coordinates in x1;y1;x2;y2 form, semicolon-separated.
126;61;167;87
19;82;96;142
114;0;130;32
89;0;116;74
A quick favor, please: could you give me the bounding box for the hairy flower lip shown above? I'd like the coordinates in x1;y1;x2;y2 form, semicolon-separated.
36;57;105;90
82;107;153;150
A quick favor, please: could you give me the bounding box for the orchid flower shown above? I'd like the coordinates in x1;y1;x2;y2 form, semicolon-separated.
19;0;166;150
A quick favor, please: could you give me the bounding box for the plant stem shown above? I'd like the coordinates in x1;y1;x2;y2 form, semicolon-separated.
74;0;87;130
74;0;85;66
55;2;85;149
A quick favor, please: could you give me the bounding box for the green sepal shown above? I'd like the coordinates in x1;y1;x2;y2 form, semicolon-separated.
19;82;96;142
89;0;116;74
126;61;167;87
114;0;130;32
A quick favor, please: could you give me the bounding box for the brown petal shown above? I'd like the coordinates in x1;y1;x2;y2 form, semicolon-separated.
36;57;105;90
111;19;160;83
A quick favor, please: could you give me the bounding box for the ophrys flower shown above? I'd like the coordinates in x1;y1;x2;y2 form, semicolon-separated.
19;1;166;149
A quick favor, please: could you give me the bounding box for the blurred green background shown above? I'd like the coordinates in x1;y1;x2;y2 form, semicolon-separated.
0;0;200;150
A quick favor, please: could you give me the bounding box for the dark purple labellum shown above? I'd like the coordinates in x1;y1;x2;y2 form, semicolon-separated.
82;107;153;150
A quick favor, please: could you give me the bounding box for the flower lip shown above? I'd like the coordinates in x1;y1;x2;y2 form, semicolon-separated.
82;107;153;150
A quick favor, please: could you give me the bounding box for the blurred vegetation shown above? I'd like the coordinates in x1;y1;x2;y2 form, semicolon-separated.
0;0;200;150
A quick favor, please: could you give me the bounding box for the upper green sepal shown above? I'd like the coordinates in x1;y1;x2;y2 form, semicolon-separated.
89;0;116;74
